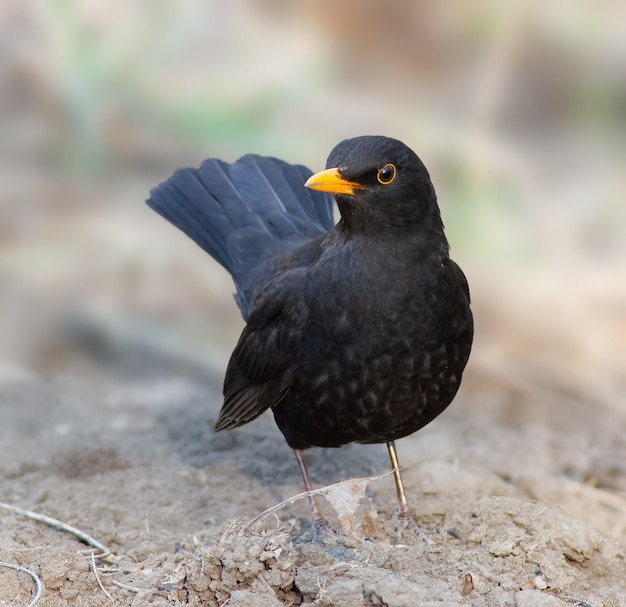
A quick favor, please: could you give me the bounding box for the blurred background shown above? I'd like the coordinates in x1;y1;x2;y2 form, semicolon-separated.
1;0;625;525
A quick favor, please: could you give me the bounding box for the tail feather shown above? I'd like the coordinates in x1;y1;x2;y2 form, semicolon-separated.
230;156;332;236
151;167;237;270
147;153;334;314
284;164;335;229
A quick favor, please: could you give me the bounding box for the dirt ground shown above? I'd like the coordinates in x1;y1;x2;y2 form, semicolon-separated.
1;237;625;607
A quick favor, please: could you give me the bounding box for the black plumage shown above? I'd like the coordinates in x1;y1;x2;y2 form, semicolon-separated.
147;135;473;529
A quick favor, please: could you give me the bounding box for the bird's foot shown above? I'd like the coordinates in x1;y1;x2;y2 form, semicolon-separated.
392;508;462;547
294;515;343;544
393;509;436;547
312;519;343;543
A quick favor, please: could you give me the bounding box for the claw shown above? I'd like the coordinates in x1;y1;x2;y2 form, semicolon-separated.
393;508;436;547
391;507;463;546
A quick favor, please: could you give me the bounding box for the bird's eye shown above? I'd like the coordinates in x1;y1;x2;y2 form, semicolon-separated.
377;163;396;185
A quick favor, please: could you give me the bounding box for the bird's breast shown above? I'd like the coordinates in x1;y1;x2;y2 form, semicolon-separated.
269;240;471;449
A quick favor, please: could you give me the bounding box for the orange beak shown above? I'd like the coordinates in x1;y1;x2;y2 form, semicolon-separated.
304;168;362;196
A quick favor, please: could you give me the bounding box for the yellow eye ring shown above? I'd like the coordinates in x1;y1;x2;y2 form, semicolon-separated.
377;163;396;185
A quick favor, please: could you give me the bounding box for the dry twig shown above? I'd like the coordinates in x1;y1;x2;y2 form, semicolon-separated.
110;579;143;593
0;501;111;559
0;561;43;607
91;553;114;603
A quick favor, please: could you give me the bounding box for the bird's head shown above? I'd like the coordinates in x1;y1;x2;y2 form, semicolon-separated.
305;136;444;238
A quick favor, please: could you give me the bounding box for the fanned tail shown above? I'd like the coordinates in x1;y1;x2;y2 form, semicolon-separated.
147;154;334;317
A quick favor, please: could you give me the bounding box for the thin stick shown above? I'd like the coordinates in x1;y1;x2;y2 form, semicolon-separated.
110;579;143;593
0;561;43;607
0;501;110;559
241;471;393;532
91;553;113;602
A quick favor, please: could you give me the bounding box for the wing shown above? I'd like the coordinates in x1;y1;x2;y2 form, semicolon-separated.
214;268;309;431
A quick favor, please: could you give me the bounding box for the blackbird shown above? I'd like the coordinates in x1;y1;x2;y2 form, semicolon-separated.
147;135;473;530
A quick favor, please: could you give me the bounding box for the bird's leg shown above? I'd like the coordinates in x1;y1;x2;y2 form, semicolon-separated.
387;440;409;515
387;440;436;546
386;441;460;545
293;448;325;528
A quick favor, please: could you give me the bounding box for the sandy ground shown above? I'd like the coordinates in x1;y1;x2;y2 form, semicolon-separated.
1;250;625;607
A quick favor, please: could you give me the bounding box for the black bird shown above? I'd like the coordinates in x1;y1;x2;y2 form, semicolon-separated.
147;136;473;530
